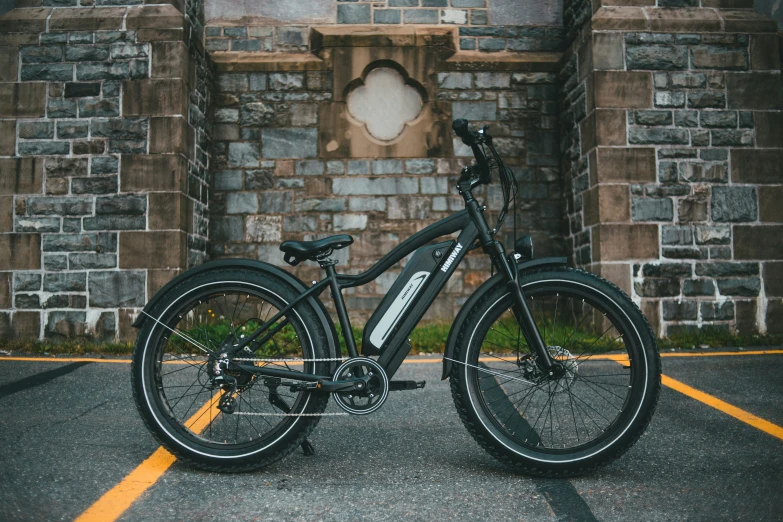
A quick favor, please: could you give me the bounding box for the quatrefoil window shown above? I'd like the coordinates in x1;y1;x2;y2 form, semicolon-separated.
346;67;424;142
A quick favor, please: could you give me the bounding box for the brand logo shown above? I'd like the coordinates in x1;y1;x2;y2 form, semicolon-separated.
441;243;463;272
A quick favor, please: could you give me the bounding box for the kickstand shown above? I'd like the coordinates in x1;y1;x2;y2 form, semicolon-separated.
300;439;315;456
266;379;316;457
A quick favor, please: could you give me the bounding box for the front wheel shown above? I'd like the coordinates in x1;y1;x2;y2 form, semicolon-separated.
450;267;660;476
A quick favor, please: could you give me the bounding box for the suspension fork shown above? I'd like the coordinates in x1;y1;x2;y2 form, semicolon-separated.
464;197;558;371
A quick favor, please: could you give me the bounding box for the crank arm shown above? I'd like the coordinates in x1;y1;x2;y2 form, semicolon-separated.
290;377;369;393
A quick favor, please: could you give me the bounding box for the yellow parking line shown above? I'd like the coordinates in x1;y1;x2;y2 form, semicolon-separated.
1;349;781;365
75;393;220;522
662;374;783;442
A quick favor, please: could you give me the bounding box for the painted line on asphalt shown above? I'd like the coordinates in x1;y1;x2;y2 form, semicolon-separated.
1;349;781;365
662;374;783;442
0;361;91;399
75;392;220;522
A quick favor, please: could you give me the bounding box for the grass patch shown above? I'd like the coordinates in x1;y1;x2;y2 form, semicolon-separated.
1;322;780;356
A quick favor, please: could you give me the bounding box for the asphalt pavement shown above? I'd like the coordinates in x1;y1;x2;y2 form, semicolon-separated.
0;350;781;522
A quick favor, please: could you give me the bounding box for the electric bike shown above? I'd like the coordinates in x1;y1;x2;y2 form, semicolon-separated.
131;119;661;476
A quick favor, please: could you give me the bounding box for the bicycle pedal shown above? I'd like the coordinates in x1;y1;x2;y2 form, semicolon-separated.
389;380;426;391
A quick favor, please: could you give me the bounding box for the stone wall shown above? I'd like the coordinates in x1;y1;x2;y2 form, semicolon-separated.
203;0;565;54
559;3;782;337
208;29;565;323
0;1;212;342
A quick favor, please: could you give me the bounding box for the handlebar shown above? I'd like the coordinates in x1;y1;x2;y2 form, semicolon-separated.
452;118;491;185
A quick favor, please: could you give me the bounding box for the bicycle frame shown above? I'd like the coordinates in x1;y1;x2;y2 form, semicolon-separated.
229;192;555;385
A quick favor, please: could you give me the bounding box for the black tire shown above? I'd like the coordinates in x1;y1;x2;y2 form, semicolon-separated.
131;268;332;472
450;267;660;477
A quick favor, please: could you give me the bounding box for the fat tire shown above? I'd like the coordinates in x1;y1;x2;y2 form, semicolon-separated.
449;267;661;477
131;268;331;472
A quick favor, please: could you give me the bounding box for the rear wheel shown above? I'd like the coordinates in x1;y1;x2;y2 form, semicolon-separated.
131;268;332;472
450;267;660;476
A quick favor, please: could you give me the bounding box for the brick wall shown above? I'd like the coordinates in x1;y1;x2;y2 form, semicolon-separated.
0;0;212;342
560;2;783;337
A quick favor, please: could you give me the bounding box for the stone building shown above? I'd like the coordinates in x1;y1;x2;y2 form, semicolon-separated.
0;0;780;342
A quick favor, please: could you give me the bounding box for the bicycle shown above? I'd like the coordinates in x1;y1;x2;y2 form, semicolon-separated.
131;119;661;476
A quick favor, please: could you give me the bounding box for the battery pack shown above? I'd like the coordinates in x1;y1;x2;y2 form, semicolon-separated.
362;241;453;355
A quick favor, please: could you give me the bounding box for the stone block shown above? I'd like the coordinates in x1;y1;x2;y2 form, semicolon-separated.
150;41;187;79
388;197;431;220
634;278;680;297
580;110;627;153
683;279;715;296
228;142;260;167
259;192;293;213
474;73;510;90
123;79;187;116
149;192;192;232
0;196;11;232
452;101;496;121
0;82;46;117
687;91;725;109
245;215;282;242
694;225;730;245
627;45;688;70
43;272;86;293
333;177;418;196
269;73;304;91
766;300;783;335
759;186;783;223
662;300;698;321
293;197;344;212
591;147;655;185
628;127;689;145
126;4;184;30
632;197;673;221
149;116;188;154
593;71;651;108
0;158;43;195
121;154;187;192
763;263;783;297
226;193;259;214
749;34;780;71
75;63;132;81
592;224;659;261
261;128;318;158
654;91;685;108
711;129;753;147
691;48;747;70
48;7;125;31
678;196;708;222
119;231;187;269
754;112;783;148
726;72;783;110
404;9;439;24
338;4;371;24
583;185;630;226
730;149;783;184
372;159;403;175
717;277;760;297
349;197;386;212
592;32;624;71
87;271;145;308
283;215;317;232
438;72;472;90
647;8;721;32
333;214;368;231
92;118;147;139
711;186;757;222
734;225;783;260
634;110;672;126
374;9;402;24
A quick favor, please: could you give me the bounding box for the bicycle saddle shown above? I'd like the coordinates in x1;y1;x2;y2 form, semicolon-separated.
280;234;353;266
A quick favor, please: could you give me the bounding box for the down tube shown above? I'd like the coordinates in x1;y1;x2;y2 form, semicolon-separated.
378;222;480;378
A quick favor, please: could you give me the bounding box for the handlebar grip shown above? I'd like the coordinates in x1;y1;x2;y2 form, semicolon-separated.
452;118;474;145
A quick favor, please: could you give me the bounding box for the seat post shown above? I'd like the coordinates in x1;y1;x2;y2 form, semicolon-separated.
323;262;359;359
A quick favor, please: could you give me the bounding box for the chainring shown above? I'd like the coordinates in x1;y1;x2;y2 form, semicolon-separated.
332;357;389;415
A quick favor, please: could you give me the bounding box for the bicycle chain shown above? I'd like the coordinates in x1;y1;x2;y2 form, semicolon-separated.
233;357;347;363
226;356;350;416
